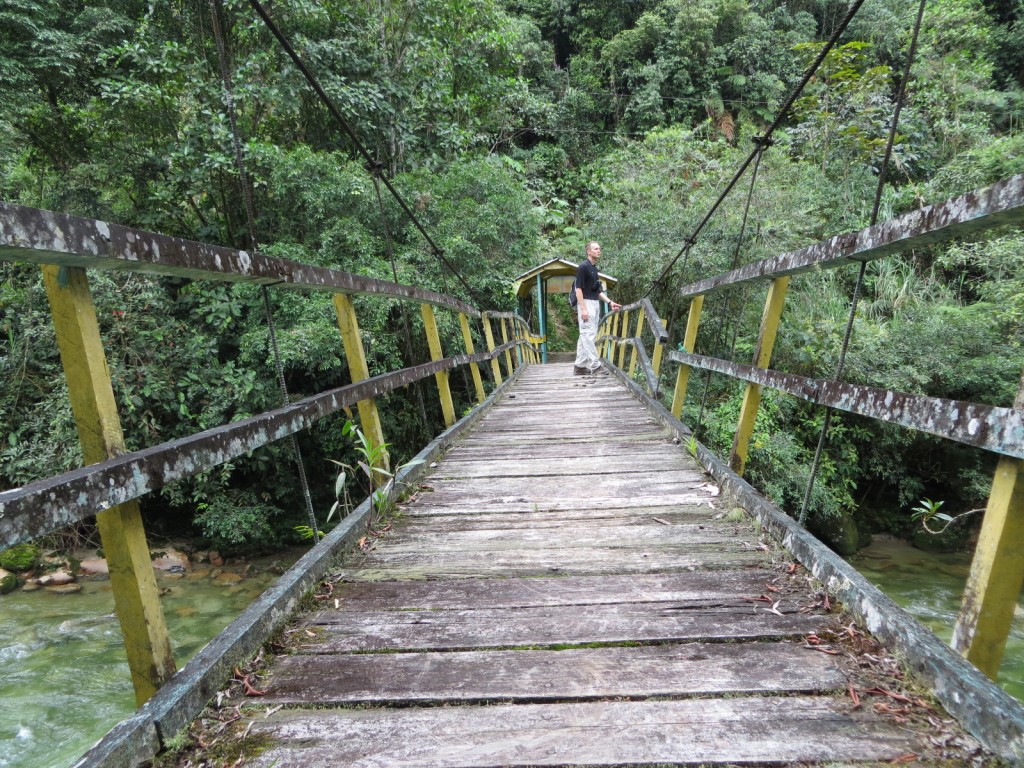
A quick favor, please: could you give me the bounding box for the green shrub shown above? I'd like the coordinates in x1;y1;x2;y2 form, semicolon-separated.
193;491;282;554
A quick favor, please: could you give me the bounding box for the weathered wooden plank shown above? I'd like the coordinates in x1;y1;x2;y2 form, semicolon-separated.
264;642;844;704
431;454;693;479
396;508;723;530
401;493;720;515
358;524;752;554
343;546;770;580
670;349;1024;459
331;571;777;611
422;474;712;499
241;697;922;767
0;351;501;549
298;603;816;651
441;441;680;461
464;421;662;437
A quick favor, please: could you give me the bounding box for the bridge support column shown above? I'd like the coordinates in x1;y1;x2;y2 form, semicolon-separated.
42;265;176;706
730;277;789;476
671;295;704;419
333;293;388;468
499;318;515;377
536;274;548;363
606;311;620;361
628;311;645;378
459;313;486;404
481;313;502;385
652;311;666;379
617;310;631;369
421;304;456;428
953;372;1024;679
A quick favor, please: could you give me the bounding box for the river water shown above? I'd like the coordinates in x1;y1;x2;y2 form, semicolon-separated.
0;553;299;768
1;540;1021;768
849;535;1024;701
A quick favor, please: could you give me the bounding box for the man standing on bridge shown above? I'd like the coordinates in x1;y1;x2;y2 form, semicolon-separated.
574;241;620;375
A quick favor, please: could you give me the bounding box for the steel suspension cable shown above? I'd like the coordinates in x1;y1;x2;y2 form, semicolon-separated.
246;0;483;306
645;0;870;298
370;170;431;428
209;0;320;542
798;0;928;525
694;142;768;434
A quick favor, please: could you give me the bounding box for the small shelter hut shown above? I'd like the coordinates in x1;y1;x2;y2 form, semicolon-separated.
513;258;619;363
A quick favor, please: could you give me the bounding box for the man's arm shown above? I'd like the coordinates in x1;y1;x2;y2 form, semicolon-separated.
598;289;621;311
576;284;587;319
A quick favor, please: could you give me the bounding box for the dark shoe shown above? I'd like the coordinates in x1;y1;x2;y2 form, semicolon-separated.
573;366;590;376
589;365;608;375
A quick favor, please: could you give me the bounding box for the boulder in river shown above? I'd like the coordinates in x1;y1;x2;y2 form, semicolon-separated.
44;583;83;595
0;568;17;594
79;558;109;578
152;548;190;573
37;571;75;587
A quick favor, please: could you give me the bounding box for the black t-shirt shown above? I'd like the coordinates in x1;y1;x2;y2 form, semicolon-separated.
576;259;601;300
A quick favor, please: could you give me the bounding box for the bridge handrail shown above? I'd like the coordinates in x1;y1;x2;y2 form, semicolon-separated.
615;297;669;343
0;202;480;316
669;349;1024;458
676;173;1024;298
597;334;660;397
0;344;521;550
595;299;669;398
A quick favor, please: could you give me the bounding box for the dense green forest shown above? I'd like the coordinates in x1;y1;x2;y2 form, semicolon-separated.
1;0;1022;555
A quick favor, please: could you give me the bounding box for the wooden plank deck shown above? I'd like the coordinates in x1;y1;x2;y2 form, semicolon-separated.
209;364;988;767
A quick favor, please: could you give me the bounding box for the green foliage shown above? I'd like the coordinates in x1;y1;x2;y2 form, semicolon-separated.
0;543;40;572
299;419;423;540
911;497;951;526
1;0;1022;559
194;491;282;552
790;42;896;179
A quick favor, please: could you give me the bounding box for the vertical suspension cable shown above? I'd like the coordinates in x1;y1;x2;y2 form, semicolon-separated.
370;170;430;428
209;0;320;542
798;0;928;525
695;141;768;435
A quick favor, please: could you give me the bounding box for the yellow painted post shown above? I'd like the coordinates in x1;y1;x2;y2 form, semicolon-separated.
525;325;537;364
332;293;388;468
460;313;486;404
513;319;528;365
652;312;667;379
617;310;630;369
730;276;790;476
608;312;620;360
952;374;1024;678
499;318;515;377
671;295;704;419
527;322;539;364
41;265;176;705
628;311;646;377
481;312;503;385
606;311;620;361
420;304;456;428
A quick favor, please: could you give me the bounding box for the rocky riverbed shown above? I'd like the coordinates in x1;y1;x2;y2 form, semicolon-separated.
0;543;291;598
0;543;304;768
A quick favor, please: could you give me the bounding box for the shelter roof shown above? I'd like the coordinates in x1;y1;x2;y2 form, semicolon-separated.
512;258;617;298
